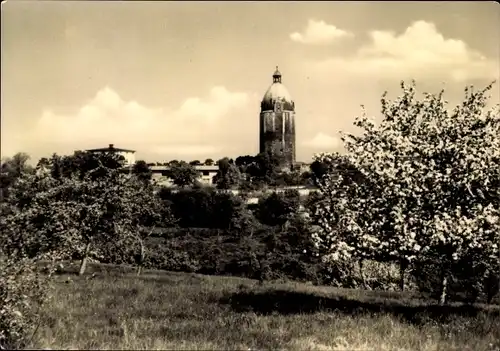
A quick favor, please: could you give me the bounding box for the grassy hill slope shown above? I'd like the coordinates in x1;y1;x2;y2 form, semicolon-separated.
33;262;500;350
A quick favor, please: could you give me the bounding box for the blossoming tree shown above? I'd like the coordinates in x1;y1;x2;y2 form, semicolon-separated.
310;81;499;304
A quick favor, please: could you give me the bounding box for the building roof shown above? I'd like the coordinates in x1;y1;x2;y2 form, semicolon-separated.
194;165;219;171
86;144;136;153
262;84;292;104
150;164;219;172
261;66;294;110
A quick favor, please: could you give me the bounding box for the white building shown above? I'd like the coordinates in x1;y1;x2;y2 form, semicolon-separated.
195;165;220;185
86;144;136;166
150;164;219;187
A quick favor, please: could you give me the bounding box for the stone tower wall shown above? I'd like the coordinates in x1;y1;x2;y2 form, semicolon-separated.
259;105;296;167
284;111;296;165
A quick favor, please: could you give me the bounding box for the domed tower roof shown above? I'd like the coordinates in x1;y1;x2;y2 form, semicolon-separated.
261;66;294;111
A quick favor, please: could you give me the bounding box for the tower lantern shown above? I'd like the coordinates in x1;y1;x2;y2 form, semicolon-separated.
272;66;282;83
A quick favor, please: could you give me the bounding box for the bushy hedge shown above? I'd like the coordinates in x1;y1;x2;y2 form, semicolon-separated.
157;187;304;230
110;187;500;303
255;189;301;226
97;214;416;291
158;187;247;229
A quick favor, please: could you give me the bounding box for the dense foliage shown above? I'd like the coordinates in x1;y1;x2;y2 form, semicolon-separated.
0;152;34;202
213;158;242;189
1;171;61;350
1;152;176;348
158;187;247;229
166;161;200;188
256;190;301;227
0;256;52;350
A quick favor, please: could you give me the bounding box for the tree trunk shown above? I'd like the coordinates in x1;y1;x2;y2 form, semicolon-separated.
439;273;448;306
79;242;91;276
399;259;408;292
485;269;499;304
359;259;368;290
136;238;145;276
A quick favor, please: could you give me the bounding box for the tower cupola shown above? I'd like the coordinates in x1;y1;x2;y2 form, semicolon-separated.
261;66;294;112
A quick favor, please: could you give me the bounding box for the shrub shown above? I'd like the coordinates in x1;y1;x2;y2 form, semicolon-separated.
159;188;252;230
256;190;300;226
0;256;58;350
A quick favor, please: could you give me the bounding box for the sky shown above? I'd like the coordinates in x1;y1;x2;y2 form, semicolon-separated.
2;1;499;164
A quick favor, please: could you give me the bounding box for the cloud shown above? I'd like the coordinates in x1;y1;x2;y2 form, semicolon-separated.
310;20;499;82
26;86;249;159
290;19;353;45
303;132;340;149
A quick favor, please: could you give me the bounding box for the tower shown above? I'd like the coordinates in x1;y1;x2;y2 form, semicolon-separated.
259;67;296;168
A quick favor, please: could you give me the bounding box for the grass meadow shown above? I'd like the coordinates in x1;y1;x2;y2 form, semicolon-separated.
32;262;500;350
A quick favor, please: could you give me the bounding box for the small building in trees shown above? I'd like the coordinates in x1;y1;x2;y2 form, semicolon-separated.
149;164;219;187
260;67;296;170
86;144;136;166
196;165;220;185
